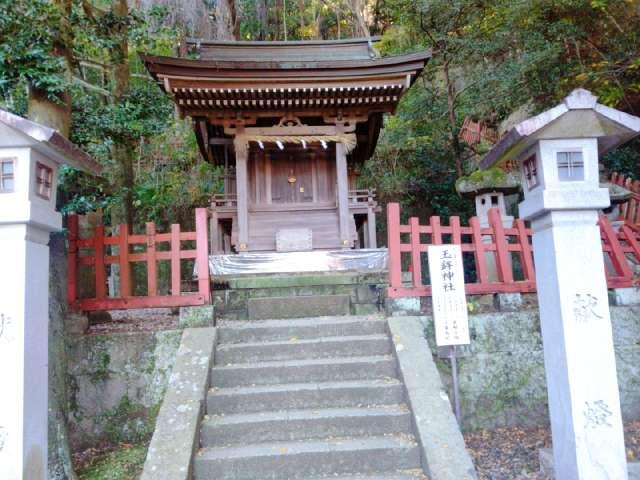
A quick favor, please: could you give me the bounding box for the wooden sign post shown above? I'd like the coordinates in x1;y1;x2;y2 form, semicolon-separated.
428;244;470;423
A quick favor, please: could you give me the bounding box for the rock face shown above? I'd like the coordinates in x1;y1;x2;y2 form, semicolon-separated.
66;329;182;450
48;233;76;480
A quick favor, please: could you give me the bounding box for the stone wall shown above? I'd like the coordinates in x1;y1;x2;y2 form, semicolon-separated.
66;329;182;450
418;300;640;431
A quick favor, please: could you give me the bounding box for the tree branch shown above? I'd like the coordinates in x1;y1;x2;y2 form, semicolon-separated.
73;77;111;97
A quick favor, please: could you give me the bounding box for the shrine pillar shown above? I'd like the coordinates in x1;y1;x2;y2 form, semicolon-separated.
336;141;351;248
234;135;249;252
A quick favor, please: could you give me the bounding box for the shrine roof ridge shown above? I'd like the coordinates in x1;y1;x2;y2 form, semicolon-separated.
185;36;382;47
141;49;430;78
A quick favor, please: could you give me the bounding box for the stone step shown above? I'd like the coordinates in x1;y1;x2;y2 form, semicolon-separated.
248;294;351;320
215;334;391;364
207;379;405;414
217;315;387;344
200;405;412;446
193;436;421;480
303;473;428;480
211;355;397;387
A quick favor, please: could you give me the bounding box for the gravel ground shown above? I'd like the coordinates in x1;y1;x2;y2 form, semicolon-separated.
464;421;640;480
87;308;178;334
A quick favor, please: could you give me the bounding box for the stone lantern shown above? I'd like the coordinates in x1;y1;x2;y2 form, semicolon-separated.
456;169;520;280
481;89;640;480
0;109;99;479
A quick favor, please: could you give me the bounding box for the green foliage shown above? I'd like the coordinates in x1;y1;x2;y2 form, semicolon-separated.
0;0;68;99
76;443;147;480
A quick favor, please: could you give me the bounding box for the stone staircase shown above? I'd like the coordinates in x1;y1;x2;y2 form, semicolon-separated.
193;315;428;479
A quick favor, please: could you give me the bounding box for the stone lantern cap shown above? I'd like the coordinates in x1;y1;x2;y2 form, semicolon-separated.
455;167;521;197
480;89;640;169
0;109;100;174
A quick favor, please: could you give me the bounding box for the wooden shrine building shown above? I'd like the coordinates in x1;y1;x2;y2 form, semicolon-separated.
143;38;429;255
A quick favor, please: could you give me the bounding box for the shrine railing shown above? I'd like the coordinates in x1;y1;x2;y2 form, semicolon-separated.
67;208;211;311
349;188;377;205
387;203;640;298
211;193;238;210
611;172;640;225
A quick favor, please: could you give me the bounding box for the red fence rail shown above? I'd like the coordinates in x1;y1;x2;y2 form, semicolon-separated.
68;208;211;311
387;203;639;298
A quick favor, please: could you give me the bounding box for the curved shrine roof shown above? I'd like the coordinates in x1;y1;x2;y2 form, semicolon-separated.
142;38;429;164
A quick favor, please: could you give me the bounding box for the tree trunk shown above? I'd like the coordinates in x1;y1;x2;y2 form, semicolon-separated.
256;0;268;40
27;0;74;137
443;58;463;176
215;0;239;40
109;0;136;226
349;0;369;38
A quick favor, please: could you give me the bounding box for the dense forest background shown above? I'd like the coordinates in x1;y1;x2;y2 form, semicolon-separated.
1;0;640;229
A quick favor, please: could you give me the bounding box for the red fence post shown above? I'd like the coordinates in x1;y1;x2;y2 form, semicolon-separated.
488;208;513;283
387;203;402;289
171;224;181;296
195;208;211;303
599;214;633;282
470;216;489;284
94;224;106;299
119;224;131;297
67;214;79;306
146;222;157;297
409;217;422;287
430;216;442;245
515;218;535;283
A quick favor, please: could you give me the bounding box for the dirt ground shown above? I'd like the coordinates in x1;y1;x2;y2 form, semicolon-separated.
464;421;640;479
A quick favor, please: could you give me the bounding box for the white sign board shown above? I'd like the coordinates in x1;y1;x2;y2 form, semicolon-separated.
428;244;470;346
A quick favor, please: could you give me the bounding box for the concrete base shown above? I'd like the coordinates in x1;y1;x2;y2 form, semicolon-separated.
179;305;214;328
539;448;639;479
386;297;421;316
610;287;640;306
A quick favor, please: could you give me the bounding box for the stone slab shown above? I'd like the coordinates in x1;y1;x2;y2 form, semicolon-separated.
276;228;313;252
140;327;217;480
388;316;477;480
248;294;351;320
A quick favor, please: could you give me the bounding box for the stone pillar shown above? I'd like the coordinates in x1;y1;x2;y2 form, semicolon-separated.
336;142;351;248
519;138;627;479
0;224;51;480
531;208;626;479
234;136;249;252
480;89;640;479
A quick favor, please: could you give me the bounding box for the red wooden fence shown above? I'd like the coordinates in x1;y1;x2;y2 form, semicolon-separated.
611;172;640;225
387;203;640;298
68;208;211;311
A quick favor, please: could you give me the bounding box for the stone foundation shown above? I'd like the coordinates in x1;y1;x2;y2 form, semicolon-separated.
212;271;387;321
